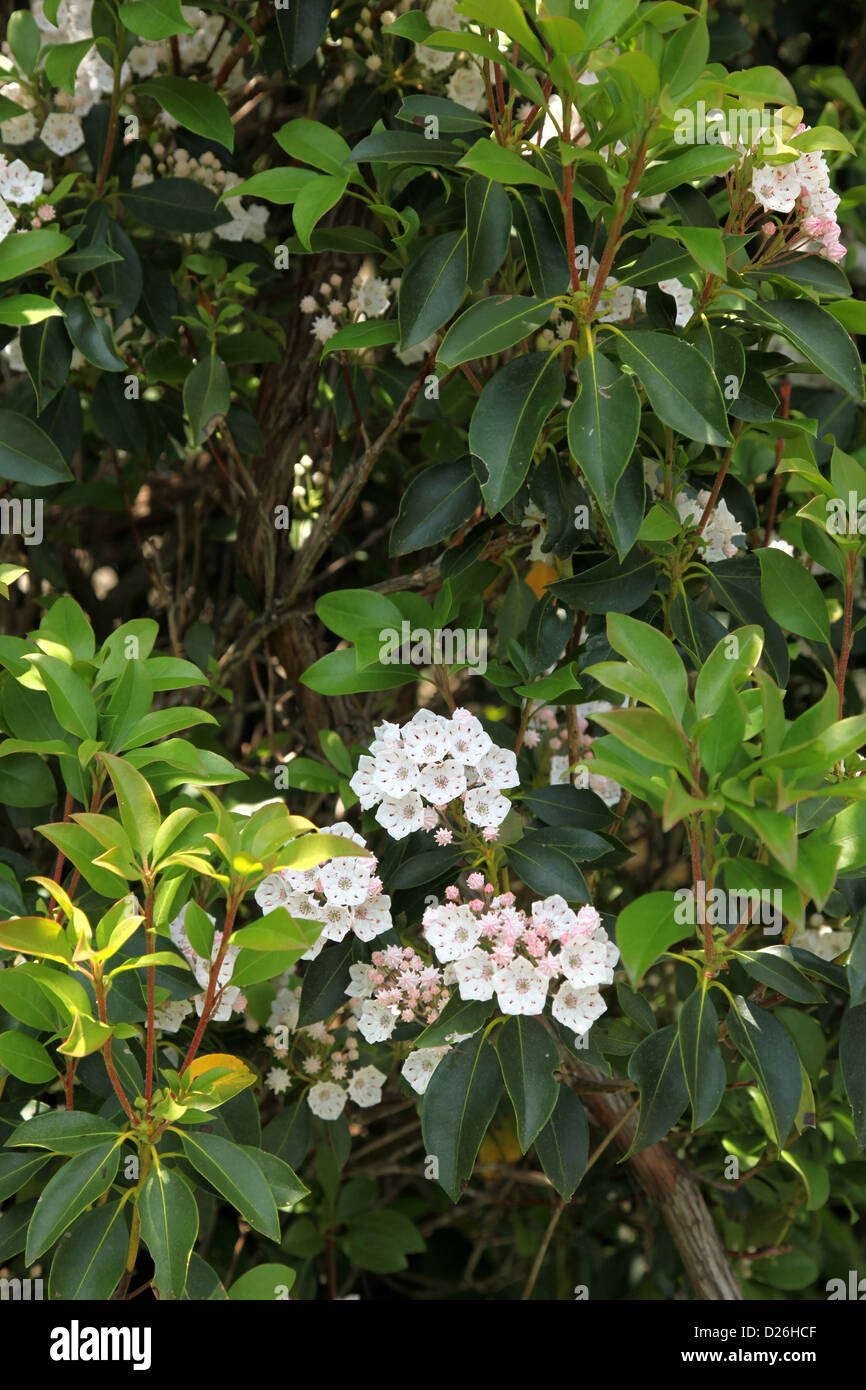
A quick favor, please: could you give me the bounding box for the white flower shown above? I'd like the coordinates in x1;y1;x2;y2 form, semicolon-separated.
531;895;577;940
267;1067;292;1095
402;1046;449;1095
41;113;84;156
452;948;499;1000
311;313;338;343
356;276;391;318
349;754;381;809
750;162;802;214
448;711;493;764
348;1064;387;1107
552;981;607;1037
267;986;300;1033
402;709;453;764
153;999;192;1033
674;490;745;563
0;199;15;244
373;745;421;798
375;792;426;839
789;925;852;961
424;904;482;962
476;746;519;790
396;332;437;365
351;895;393;941
255;872;291;913
560;935;616;989
307;1081;347;1120
416;758;467;803
463;784;511;828
0;159;44;205
495;957;548;1015
358;999;398;1043
447;62;487;112
317;901;353;941
345;961;375;1000
319;855;373;907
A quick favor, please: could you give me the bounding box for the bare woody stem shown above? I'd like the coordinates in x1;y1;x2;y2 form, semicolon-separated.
144;885;156;1117
179;894;240;1074
585;131;650;319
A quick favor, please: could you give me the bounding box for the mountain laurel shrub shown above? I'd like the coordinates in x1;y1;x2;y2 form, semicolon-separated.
0;0;864;1302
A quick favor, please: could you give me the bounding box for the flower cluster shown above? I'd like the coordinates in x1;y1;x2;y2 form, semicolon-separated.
254;976;387;1120
254;822;392;960
674;489;745;563
347;944;450;1043
749;125;845;264
422;883;618;1039
526;703;622;809
350;709;519;840
301;267;400;344
162;902;247;1024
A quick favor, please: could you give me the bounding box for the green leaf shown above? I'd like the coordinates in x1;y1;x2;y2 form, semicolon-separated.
735;946;824;1004
0;968;59;1029
421;1032;501;1201
275;0;330;70
138;1163;199;1299
43;38;93;93
390;459;481;555
458;140;555;190
567;350;640;515
726;995;801;1148
118;0;195;39
300;647;415;695
138;76;234;152
0;1030;58;1083
8;1111;122;1156
636;146;739;198
465;175;512;290
495;1015;559;1151
840;1002;866;1146
228;1263;297;1299
626;1024;688;1155
616;891;683;986
0;410;72;485
341;1210;424;1273
0;230;73;283
399;230;468;351
0;752;57;807
242;1146;307;1211
511;190;570;297
99;752;160;859
293;173;348;250
470;352;563;514
275;118;350;175
179;1131;280;1240
64;295;125;372
605;613;689;724
745;299;864;401
8;10;41;74
0;915;72;963
678;987;725;1128
438;294;552;370
26;1141;121;1262
756;547;831;645
0;294;64;327
614;331;731;445
26;652;97;740
505;837;589;902
297;936;354;1028
347;130;464;167
0;1151;52;1202
414;995;493;1049
48;1200;128;1300
320;320;400;357
123;179;225;232
533;1085;589;1199
183;353;230;445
